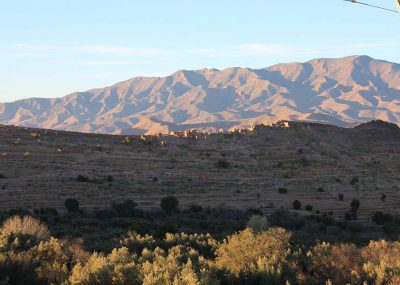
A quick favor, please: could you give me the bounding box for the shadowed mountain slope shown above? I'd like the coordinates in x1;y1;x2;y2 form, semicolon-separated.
1;55;399;134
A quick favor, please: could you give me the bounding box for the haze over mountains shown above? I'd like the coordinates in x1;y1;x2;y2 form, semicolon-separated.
1;55;399;135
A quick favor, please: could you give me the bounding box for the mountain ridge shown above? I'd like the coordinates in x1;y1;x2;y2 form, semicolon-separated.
1;55;399;134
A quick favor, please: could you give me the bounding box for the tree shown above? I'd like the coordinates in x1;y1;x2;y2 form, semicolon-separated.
351;199;360;212
65;198;79;213
339;194;344;201
293;200;301;210
160;196;179;213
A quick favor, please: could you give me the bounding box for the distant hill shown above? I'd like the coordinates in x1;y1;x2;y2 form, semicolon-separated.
1;55;399;134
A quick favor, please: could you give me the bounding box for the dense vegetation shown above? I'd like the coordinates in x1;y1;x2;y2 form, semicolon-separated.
1;198;400;285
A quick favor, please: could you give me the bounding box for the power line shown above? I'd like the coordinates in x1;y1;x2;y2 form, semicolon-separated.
343;0;399;13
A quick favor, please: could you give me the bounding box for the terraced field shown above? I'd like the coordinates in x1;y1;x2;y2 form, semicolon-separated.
0;120;399;221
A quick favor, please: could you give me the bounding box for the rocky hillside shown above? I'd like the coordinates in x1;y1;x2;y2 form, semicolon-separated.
0;120;399;220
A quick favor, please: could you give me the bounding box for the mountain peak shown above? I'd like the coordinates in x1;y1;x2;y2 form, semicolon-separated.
1;56;399;135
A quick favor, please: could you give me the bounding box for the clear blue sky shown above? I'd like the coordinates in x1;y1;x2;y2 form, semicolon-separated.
0;0;399;102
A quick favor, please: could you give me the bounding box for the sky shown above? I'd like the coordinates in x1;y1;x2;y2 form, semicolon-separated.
0;0;399;103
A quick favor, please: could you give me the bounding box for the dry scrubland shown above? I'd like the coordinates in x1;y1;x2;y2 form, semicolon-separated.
0;120;400;285
0;120;399;221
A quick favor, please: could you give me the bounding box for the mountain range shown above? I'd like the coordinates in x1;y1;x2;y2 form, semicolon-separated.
1;55;399;134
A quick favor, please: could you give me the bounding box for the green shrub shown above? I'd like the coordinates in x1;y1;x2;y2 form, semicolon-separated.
278;188;288;194
76;175;89;182
351;199;360;212
160;196;179;213
305;205;313;212
247;215;269;233
269;209;305;230
112;199;136;217
350;177;359;185
34;207;58;217
345;211;358;221
372;212;393;225
293;200;301;210
383;221;399;235
215;160;230;169
64;198;79;213
94;209;117;220
189;204;203;213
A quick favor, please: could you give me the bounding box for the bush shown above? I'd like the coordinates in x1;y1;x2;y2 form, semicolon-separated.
317;187;324;192
300;157;310;166
64;198;79;213
76;175;89;182
305;205;313;212
112;199;137;217
247;215;269;232
351;199;360;212
33;237;88;284
160;196;179;213
292;200;301;210
350;177;359;185
69;249;140;285
94;209;117;220
1;216;50;241
383;221;399;235
7;208;31;217
215;160;230;169
215;228;295;282
381;194;387;202
34;207;58;217
269;209;305;230
278;188;288;194
189;204;203;213
372;211;393;225
339;194;344;201
345;211;358;221
309;243;362;285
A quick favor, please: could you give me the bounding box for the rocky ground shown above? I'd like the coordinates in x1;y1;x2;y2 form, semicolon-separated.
0;120;399;222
